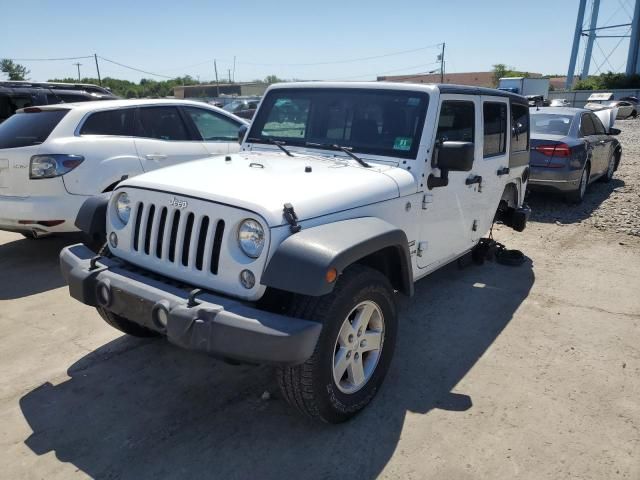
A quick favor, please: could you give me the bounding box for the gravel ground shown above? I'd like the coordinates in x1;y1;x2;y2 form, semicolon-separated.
528;117;640;236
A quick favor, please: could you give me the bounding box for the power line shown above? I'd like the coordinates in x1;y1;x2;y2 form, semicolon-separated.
2;55;93;61
329;61;441;81
97;56;175;79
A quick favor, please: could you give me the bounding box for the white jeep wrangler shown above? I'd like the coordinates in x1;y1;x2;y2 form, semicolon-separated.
61;82;530;423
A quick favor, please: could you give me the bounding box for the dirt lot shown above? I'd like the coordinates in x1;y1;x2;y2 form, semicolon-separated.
1;125;639;479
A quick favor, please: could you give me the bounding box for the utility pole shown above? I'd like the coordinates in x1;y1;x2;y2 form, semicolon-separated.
228;69;231;83
440;43;445;83
214;60;220;96
580;0;601;80
73;62;82;81
93;54;102;86
232;56;236;83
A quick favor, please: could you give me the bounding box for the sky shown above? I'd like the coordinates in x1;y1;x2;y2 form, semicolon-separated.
1;0;636;84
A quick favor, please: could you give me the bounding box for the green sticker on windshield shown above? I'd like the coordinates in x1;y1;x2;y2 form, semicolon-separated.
393;137;412;151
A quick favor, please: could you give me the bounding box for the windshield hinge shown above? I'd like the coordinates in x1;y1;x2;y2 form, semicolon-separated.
283;203;301;233
422;193;433;209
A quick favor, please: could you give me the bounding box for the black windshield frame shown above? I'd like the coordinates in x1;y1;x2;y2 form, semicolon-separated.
247;88;430;160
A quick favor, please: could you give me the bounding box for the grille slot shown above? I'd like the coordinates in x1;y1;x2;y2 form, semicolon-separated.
130;201;224;275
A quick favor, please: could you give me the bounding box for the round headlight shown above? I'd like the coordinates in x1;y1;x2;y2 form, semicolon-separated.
115;192;131;225
238;219;265;258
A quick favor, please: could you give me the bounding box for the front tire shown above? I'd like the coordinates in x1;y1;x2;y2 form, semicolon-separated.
96;307;159;338
277;265;397;423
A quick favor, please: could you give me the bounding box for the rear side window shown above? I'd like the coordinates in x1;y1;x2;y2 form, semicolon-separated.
590;114;606;135
580;114;596;136
80;109;134;136
0;110;69;148
138;106;190;141
511;103;529;152
435;101;475;142
483;102;507;157
183;107;241;141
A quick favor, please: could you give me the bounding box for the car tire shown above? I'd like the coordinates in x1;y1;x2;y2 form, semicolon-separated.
277;265;397;424
20;232;52;240
96;307;160;338
567;164;589;204
599;153;616;183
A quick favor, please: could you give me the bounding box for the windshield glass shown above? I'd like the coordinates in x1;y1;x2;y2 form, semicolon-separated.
223;101;243;112
247;88;429;159
531;113;573;136
0;109;69;148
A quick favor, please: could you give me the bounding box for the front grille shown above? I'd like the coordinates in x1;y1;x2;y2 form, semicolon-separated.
132;201;225;274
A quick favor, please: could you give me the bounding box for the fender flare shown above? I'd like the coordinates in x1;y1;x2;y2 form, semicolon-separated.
261;217;413;297
75;193;111;239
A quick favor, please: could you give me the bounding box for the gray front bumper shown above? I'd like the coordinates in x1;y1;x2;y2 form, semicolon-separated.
60;244;321;365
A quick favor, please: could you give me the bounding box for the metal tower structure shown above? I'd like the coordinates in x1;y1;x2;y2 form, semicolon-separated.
566;0;640;89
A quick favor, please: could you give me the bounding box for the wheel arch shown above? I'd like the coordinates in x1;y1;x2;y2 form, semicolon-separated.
261;217;413;298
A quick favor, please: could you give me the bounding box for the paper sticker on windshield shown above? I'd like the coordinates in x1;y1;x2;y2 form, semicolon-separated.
407;97;421;106
393;137;412;151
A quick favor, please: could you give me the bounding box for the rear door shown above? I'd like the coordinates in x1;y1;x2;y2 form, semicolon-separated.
579;113;605;178
590;112;614;176
0;109;69;197
181;106;244;155
133;105;209;172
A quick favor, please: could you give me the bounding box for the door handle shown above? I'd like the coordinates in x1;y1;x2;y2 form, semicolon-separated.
497;167;510;176
465;174;482;186
145;154;168;160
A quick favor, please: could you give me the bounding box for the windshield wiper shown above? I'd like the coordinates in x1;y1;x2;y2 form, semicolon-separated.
247;137;294;157
304;142;371;168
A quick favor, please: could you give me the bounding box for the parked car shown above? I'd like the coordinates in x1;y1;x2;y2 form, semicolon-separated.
550;99;571;107
585;100;637;119
0;81;117;123
0;99;248;238
61;82;531;423
528;107;621;202
222;98;260;119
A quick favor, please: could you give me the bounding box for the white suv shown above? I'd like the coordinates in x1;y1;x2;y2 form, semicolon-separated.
0;99;248;238
62;83;530;423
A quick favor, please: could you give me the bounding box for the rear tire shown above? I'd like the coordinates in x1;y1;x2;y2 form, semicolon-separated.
567;164;589;204
96;307;159;338
599;153;616;183
277;265;397;423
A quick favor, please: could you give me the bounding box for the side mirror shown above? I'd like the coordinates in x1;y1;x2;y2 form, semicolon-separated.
238;124;248;144
427;141;475;189
608;127;621;136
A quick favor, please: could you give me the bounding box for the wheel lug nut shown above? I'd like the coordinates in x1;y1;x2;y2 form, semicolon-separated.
357;328;362;337
346;351;351;358
354;352;359;360
348;334;354;343
360;340;367;348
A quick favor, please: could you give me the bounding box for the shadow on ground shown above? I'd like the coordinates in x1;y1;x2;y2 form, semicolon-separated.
528;178;624;224
19;257;534;479
0;234;83;300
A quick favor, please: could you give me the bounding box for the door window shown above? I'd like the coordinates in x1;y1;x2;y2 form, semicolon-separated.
138;106;190;141
483;102;507;157
511;103;529;152
435;101;475;143
580;114;596;136
590;113;607;134
183;107;241;141
80;109;134;136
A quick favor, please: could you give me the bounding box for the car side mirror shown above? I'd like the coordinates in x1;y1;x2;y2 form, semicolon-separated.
238;124;248;144
427;141;475;189
608;127;621;136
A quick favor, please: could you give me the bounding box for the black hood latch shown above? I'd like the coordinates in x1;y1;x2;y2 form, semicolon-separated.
283;203;301;233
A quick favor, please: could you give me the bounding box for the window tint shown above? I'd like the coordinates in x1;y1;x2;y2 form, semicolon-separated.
249;89;429;159
138;106;189;141
80;109;134;136
0;109;69;148
590;114;606;134
531;113;572;136
580;114;596;136
511;104;529;152
183;107;240;141
483;102;507;157
435;101;475;143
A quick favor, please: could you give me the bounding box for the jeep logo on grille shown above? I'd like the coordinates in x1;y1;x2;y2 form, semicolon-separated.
169;197;188;209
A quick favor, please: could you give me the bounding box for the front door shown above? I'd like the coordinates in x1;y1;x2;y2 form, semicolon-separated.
134;105;209;172
181;106;244;156
417;95;480;270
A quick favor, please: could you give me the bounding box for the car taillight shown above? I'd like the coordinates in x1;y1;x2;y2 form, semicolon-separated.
29;154;85;179
534;143;571;157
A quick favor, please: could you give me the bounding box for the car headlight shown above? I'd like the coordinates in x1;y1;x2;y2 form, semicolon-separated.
115;192;131;225
238;219;264;258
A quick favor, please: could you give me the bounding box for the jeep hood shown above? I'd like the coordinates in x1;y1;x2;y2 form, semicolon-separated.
124;152;416;227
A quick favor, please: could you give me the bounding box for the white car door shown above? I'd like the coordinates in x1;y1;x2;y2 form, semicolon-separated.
182;106;245;156
134;105;209;172
417;95;479;271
